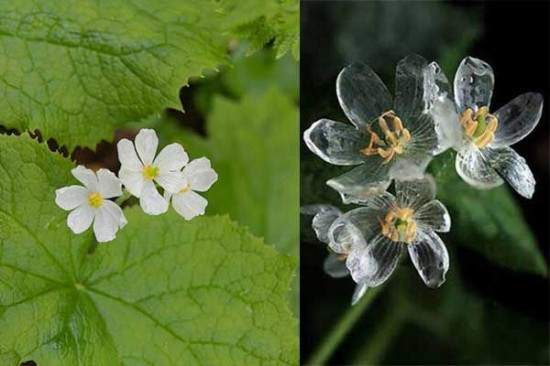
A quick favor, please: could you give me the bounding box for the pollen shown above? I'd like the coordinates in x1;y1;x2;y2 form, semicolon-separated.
88;192;103;208
380;206;417;243
179;184;190;194
459;106;498;149
360;110;411;164
142;164;159;180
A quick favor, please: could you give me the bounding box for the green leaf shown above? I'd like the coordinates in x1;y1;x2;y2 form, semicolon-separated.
0;0;299;150
429;151;547;276
0;134;298;365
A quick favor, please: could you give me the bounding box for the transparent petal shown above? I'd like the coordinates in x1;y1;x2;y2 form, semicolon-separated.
414;200;451;233
93;202;126;243
351;282;369;305
327;215;367;254
172;191;208;220
303;119;366;166
408;229;449;288
183;158;218;192
117;138;143;171
96;169;122;199
71;165;98;191
338;206;387;242
424;61;453;110
327;160;391;203
119;168;145;197
67;205;94;234
337;63;393;130
135;129;158;165
323;253;349;278
484;146;535;199
346;234;403;286
389;150;432;181
156;171;186;194
394;54;429;120
360;192;396;211
55;186;87;211
139;180;168;215
493;92;544;147
455;146;502;189
395;176;436;210
404;112;439;157
453;56;495;111
301;205;342;244
154;143;189;172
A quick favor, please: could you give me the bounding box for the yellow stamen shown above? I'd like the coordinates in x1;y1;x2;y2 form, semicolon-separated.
88;192;103;208
360;110;411;164
459;107;499;149
379;206;416;243
142;165;159;180
179;184;190;194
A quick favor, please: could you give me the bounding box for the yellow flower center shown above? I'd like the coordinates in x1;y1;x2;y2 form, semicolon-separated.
380;206;417;243
88;192;103;208
360;110;411;164
142;164;159;180
178;184;190;194
459;106;498;149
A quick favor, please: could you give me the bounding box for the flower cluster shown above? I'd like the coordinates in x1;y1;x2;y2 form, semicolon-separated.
303;55;543;304
55;129;218;243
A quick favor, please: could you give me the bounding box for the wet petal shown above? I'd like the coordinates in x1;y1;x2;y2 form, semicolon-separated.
485;146;535;199
337;63;393;130
67;205;94;234
97;169;122;199
55;186;88;210
455;146;502;189
415;200;451;233
135;129;158;165
323;253;349;278
93;201;126;242
389;150;432;181
346;234;403;286
327;160;391;204
395;176;436;210
183;158;218;192
327;214;367;254
337;206;385;242
117;138;143;171
172;191;208;220
154;143;189;172
139;180;168;215
119;168;145;197
454;56;495;111
404;112;439;156
351;282;369;305
303;119;366;165
71;165;98;191
156;171;186;194
394;54;429;119
301;205;342;244
408;229;449;288
493;92;544;147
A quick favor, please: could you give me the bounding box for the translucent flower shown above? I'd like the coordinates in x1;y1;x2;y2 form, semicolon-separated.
164;158;218;220
55;166;127;243
117;129;188;215
301;204;371;305
303;55;440;204
329;177;451;291
428;56;543;198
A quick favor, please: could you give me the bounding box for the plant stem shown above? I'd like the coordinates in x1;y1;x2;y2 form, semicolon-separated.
306;285;384;366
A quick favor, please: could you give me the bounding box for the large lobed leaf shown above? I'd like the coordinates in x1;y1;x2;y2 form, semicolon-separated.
0;0;298;150
0;134;298;365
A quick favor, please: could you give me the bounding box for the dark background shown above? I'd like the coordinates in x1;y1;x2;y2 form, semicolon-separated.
300;1;549;364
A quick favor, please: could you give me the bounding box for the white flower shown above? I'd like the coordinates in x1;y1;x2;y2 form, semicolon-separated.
117;129;189;215
427;57;543;198
55;166;127;243
165;157;218;220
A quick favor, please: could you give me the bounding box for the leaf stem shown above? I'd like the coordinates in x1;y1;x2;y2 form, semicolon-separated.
306;285;384;365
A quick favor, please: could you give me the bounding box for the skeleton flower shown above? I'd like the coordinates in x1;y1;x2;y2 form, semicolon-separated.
117;129;188;215
55;166;127;243
328;177;451;292
303;55;440;203
429;57;543;198
301;204;370;305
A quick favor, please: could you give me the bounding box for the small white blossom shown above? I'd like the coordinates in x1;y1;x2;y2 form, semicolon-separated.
165;157;218;220
55;166;127;243
117;129;188;215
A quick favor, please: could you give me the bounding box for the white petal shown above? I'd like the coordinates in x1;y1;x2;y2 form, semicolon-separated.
454;56;494;111
395;176;436;210
171;191;208;220
455;146;502;189
154;143;189;172
139;180;168;215
135;129;158;165
103;200;127;229
55;186;88;210
71;165;98;191
96;169;122;199
117;138;143;171
303;119;367;166
93;201;126;243
323;253;349;278
414;200;451;233
351;282;369;306
67;205;94;234
485;147;536;199
119;168;145;197
156;171;186;194
183;158;218;192
408;230;449;288
327;161;391;204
